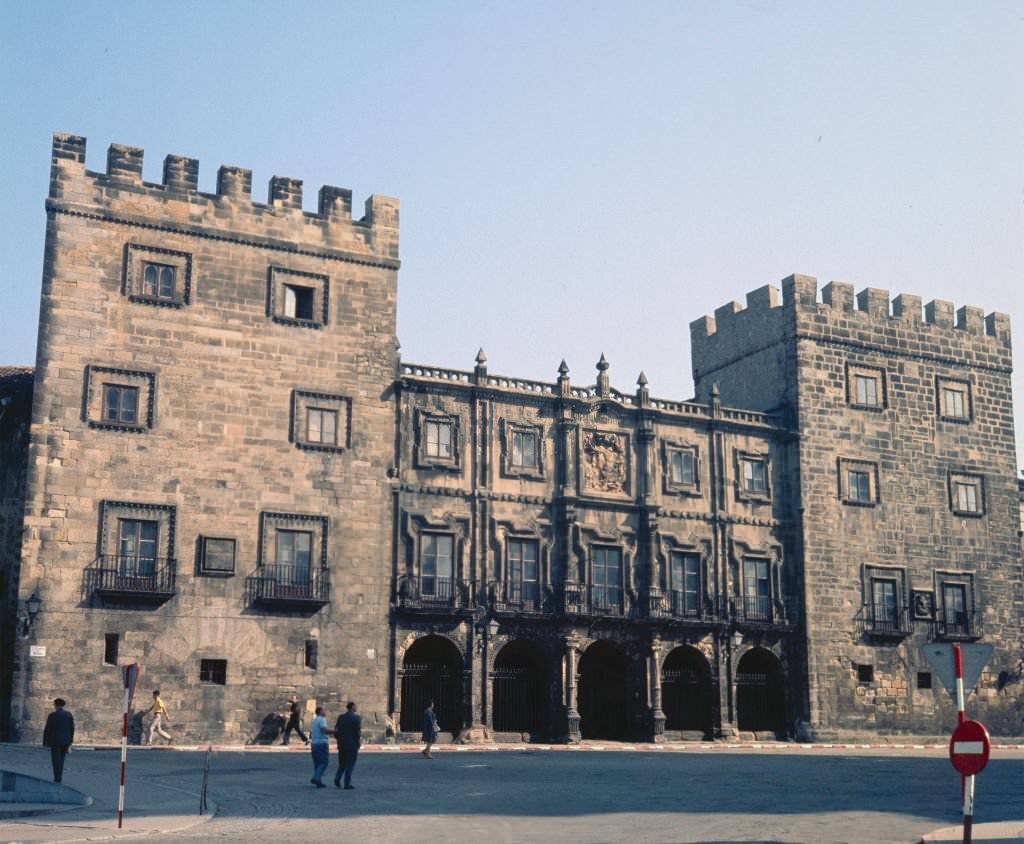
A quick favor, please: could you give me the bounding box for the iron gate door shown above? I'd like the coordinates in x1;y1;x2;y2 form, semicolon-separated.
400;662;461;734
736;669;783;734
662;668;709;732
492;665;544;734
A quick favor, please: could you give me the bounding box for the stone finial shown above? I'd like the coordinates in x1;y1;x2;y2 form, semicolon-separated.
473;347;487;384
596;353;609;372
636;371;649;407
557;359;571;397
710;383;721;417
596;354;610;397
637;371;648;387
476;348;487;365
558;359;569;376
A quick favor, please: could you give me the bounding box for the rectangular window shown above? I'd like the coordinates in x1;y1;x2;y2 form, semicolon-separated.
942;583;968;635
917;671;932;690
142;262;176;301
511;430;538;469
591;546;623;610
283;284;315;320
942;385;968;419
201;537;236;575
118;518;158;575
103;384;139;424
421;534;454;597
871;578;898;630
857;664;874;683
508;539;540;607
104;633;119;666
742;458;768;494
276;530;312;584
425;419;454;459
848;469;872;503
306;408;338;446
670;451;695;486
669;551;701;615
854;374;879;407
955;482;978;514
743;558;771;620
199;658;227;685
305;639;318;670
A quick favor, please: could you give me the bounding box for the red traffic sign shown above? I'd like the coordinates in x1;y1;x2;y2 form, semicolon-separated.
949;719;990;776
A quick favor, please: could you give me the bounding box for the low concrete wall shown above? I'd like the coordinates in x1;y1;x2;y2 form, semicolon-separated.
0;770;91;805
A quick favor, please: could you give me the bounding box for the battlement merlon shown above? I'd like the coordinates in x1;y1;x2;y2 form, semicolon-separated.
692;272;1011;364
47;133;400;265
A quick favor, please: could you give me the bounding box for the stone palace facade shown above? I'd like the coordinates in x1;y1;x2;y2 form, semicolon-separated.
1;134;1021;743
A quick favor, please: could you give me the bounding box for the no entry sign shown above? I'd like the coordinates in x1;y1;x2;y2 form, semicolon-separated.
949;719;990;777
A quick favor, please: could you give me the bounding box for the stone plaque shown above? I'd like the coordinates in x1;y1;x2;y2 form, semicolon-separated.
911;589;934;620
582;430;628;495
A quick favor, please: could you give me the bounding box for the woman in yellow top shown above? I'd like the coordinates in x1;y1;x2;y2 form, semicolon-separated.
147;690;172;744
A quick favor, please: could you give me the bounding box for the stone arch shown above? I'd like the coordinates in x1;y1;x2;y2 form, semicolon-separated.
399;634;464;736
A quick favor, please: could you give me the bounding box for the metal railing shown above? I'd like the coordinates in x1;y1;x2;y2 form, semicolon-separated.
560;583;626;617
734;595;793;627
247;564;330;605
490;581;544;614
646;588;715;621
935;608;979;639
396;575;466;611
85;555;176;598
862;602;911;636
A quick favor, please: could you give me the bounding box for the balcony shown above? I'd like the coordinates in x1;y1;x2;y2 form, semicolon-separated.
646;588;719;625
861;603;912;638
396;576;468;614
561;583;627;618
934;608;981;641
490;581;545;616
734;596;793;629
85;555;176;603
246;564;330;610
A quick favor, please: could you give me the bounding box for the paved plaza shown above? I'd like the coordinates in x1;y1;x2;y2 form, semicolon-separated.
0;743;1022;843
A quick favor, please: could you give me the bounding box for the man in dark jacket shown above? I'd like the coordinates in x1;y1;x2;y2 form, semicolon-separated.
282;695;308;746
333;701;361;789
42;698;75;783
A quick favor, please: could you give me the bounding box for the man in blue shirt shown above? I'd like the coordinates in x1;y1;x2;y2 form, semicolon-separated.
308;705;332;788
333;701;362;789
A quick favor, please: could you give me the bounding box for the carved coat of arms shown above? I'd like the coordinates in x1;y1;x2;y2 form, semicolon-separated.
582;430;627;494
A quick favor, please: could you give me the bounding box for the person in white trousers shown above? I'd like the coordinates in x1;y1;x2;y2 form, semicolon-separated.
147;689;172;744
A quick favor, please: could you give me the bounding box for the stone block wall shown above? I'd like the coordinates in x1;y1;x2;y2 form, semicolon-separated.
11;134;401;743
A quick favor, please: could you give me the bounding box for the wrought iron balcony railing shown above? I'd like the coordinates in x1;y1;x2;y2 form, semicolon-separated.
396;575;468;612
560;583;627;618
934;608;981;640
490;580;544;615
85;555;176;602
861;602;912;637
246;564;330;609
646;587;718;622
734;595;793;628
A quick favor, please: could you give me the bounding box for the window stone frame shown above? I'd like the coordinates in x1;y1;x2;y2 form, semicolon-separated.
83;365;156;433
936;376;973;423
837;457;879;507
267;266;330;329
257;511;329;571
861;563;907;630
733;449;771;503
122;243;192;308
500;419;545;480
414;408;462;472
98;500;176;560
290;389;351;453
198;536;237;577
948;471;985;518
845;362;887;411
933;569;977;634
662;440;701;497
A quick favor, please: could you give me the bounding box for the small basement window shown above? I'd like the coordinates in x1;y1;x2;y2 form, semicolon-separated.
200;658;227;685
104;633;119;666
917;671;932;690
857;664;874;683
305;639;318;670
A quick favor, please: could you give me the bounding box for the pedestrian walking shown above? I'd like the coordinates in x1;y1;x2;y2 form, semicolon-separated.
309;705;332;788
282;695;309;746
333;701;361;789
147;689;172;744
42;698;75;783
422;700;438;758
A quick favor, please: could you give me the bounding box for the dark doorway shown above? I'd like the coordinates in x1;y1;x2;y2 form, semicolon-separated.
662;645;713;735
736;647;786;736
400;635;464;737
577;640;630;740
492;640;547;737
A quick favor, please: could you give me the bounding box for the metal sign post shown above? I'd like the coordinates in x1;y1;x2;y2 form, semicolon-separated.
949;719;991;844
118;662;143;829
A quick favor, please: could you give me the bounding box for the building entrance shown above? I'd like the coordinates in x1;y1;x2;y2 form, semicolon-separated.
492;640;546;737
577;640;630;740
400;635;464;737
736;647;785;736
662;645;713;736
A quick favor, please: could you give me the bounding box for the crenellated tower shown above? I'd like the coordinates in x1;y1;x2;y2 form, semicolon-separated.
692;274;1020;736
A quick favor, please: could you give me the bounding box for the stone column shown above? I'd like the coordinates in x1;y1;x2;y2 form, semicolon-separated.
562;634;582;743
715;631;739;739
648;636;666;742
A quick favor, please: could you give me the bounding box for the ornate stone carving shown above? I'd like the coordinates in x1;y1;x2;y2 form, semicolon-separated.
582;430;628;494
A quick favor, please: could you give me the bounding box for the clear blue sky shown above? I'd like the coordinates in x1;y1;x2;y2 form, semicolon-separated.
3;2;1023;463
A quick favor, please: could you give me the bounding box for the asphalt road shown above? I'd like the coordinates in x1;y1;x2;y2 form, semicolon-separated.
5;745;1024;843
